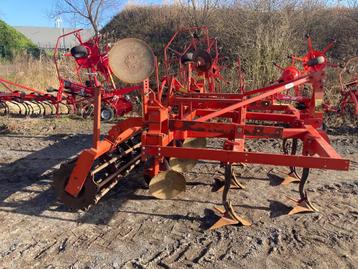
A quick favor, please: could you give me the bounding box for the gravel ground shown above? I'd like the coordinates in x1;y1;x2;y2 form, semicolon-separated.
0;117;357;269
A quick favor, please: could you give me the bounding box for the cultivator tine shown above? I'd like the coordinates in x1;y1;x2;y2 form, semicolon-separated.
281;172;300;185
149;170;186;199
287;193;319;215
210;201;251;229
210;164;251;230
273;169;301;185
216;168;245;192
285;168;318;215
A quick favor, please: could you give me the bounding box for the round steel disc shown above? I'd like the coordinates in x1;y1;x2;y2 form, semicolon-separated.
108;38;155;84
149;170;186;199
169;158;197;173
169;138;207;172
182;137;207;148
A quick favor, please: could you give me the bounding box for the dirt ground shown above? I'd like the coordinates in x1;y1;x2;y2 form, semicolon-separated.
0;117;357;269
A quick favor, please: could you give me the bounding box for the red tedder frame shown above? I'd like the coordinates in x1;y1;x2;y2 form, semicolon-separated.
53;29;141;119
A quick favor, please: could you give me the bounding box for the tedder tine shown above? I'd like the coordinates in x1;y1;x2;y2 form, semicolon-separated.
24;101;33;116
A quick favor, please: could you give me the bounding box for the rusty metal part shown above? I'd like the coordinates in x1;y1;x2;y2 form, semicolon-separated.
169;138;207;172
109;38;155;84
149;170;186;199
209;164;251;229
216;167;245;192
286;168;319;215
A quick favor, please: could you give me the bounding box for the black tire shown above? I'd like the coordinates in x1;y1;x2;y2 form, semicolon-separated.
70;45;88;59
101;106;115;121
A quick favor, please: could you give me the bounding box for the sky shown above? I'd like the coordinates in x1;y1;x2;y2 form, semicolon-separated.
1;0;354;28
0;0;160;28
1;0;65;27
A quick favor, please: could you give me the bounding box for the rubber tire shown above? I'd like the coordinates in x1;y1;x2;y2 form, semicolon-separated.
101;106;115;121
70;45;88;59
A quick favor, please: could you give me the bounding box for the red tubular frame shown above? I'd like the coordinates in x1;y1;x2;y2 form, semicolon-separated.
141;68;349;177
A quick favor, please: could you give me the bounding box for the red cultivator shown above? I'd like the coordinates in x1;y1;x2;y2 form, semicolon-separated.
0;29;139;120
53;28;350;229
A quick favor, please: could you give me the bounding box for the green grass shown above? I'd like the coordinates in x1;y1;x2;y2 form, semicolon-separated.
0;20;37;60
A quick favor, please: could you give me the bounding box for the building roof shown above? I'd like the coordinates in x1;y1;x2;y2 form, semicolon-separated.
14;26;94;49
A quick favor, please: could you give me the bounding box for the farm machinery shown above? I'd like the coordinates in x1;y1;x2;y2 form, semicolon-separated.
53;27;350;229
0;29;140;121
273;36;358;116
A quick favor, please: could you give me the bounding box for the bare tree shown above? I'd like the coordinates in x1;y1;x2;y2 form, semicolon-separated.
177;0;223;26
53;0;120;34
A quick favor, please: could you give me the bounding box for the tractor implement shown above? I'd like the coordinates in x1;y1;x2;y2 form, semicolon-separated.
53;28;350;230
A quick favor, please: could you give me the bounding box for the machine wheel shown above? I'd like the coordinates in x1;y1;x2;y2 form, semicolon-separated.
70;45;88;59
101;106;115;121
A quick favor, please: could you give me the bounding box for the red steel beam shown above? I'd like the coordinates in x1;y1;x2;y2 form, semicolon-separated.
305;125;342;158
145;146;349;170
196;76;310;122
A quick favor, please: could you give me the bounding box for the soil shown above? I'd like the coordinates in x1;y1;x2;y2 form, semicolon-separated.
0;116;357;269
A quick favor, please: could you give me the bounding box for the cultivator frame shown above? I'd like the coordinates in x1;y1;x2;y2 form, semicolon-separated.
53;27;350;229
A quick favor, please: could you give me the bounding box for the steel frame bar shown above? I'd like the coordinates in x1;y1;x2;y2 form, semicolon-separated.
196;76;310;122
144;145;349;170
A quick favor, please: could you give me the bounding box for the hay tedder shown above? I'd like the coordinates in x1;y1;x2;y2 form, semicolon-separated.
0;29;140;120
53;27;350;229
